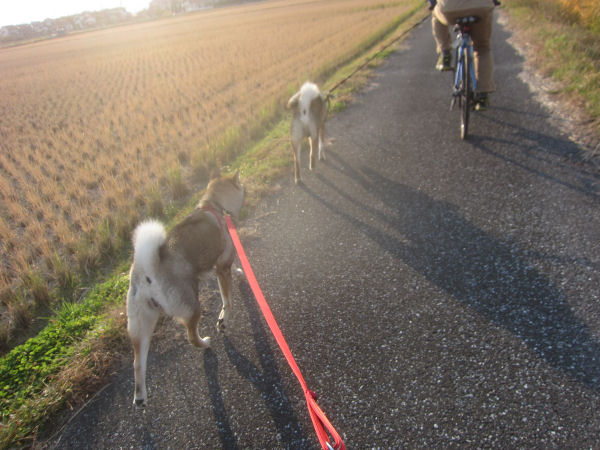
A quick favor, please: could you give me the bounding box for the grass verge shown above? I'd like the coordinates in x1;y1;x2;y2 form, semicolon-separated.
501;0;600;154
0;276;129;448
0;4;429;447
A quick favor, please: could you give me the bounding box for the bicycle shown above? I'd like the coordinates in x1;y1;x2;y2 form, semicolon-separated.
450;15;479;140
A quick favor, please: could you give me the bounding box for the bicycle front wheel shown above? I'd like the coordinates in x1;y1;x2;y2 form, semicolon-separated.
460;48;472;140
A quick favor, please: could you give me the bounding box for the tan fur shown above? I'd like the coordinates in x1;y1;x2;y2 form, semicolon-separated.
126;172;244;406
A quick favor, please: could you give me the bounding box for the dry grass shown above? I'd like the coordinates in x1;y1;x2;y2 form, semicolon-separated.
0;0;424;346
558;0;600;31
502;0;600;148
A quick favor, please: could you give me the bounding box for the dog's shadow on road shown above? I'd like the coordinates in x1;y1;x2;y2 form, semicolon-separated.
305;152;600;390
203;279;309;448
203;350;239;449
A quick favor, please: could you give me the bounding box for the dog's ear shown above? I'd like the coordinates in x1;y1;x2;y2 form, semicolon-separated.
231;170;241;187
287;91;300;110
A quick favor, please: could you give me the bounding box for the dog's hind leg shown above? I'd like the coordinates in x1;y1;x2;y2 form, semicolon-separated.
216;265;232;333
309;136;316;170
184;305;211;349
318;124;326;161
290;141;301;184
128;307;159;407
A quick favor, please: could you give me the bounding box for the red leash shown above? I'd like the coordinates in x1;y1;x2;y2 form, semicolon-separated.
225;215;346;450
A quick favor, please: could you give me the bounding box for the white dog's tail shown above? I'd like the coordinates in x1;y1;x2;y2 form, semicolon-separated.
288;82;322;115
132;220;166;275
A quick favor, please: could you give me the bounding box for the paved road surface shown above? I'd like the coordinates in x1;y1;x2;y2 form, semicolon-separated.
51;13;600;449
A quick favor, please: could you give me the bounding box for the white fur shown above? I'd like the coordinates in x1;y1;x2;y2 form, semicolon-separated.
288;81;328;183
299;82;321;125
129;219;201;320
132;220;166;276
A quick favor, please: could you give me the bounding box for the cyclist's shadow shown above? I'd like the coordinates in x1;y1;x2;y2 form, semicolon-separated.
469;112;599;200
318;155;600;389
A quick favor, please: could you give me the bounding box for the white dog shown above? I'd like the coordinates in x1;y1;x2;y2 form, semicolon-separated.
287;82;328;184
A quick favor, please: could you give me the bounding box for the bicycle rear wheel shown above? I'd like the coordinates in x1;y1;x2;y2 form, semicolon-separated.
460;48;472;140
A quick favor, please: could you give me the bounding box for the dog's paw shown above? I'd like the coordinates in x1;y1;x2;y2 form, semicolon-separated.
217;308;229;333
202;336;211;348
134;398;147;408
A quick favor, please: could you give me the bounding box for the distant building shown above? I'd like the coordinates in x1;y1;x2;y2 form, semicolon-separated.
0;1;227;44
75;13;97;29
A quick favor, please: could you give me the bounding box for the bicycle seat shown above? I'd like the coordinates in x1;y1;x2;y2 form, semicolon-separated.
456;16;479;25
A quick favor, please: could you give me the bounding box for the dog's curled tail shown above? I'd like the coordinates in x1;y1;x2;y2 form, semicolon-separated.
132;220;166;274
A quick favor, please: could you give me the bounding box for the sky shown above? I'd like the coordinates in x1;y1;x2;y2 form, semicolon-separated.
0;1;151;27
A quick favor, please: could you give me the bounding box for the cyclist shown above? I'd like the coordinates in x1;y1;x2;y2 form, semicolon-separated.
428;0;499;110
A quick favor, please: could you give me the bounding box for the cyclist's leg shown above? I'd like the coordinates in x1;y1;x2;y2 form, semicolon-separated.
431;8;452;70
431;8;451;52
471;8;495;94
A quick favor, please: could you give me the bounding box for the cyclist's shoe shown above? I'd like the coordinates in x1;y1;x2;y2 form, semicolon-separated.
436;50;452;71
475;93;490;111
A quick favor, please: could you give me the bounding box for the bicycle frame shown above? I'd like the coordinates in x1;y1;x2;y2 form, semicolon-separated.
452;23;477;101
451;16;479;139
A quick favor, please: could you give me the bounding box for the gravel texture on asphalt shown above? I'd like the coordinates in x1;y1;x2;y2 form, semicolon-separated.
50;15;599;449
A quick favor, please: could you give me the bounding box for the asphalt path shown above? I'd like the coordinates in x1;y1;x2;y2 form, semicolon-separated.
50;13;600;449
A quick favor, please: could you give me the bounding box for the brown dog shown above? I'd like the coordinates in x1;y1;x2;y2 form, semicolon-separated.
287;82;327;183
126;171;244;406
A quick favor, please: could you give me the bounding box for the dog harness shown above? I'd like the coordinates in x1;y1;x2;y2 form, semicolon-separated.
199;203;228;252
